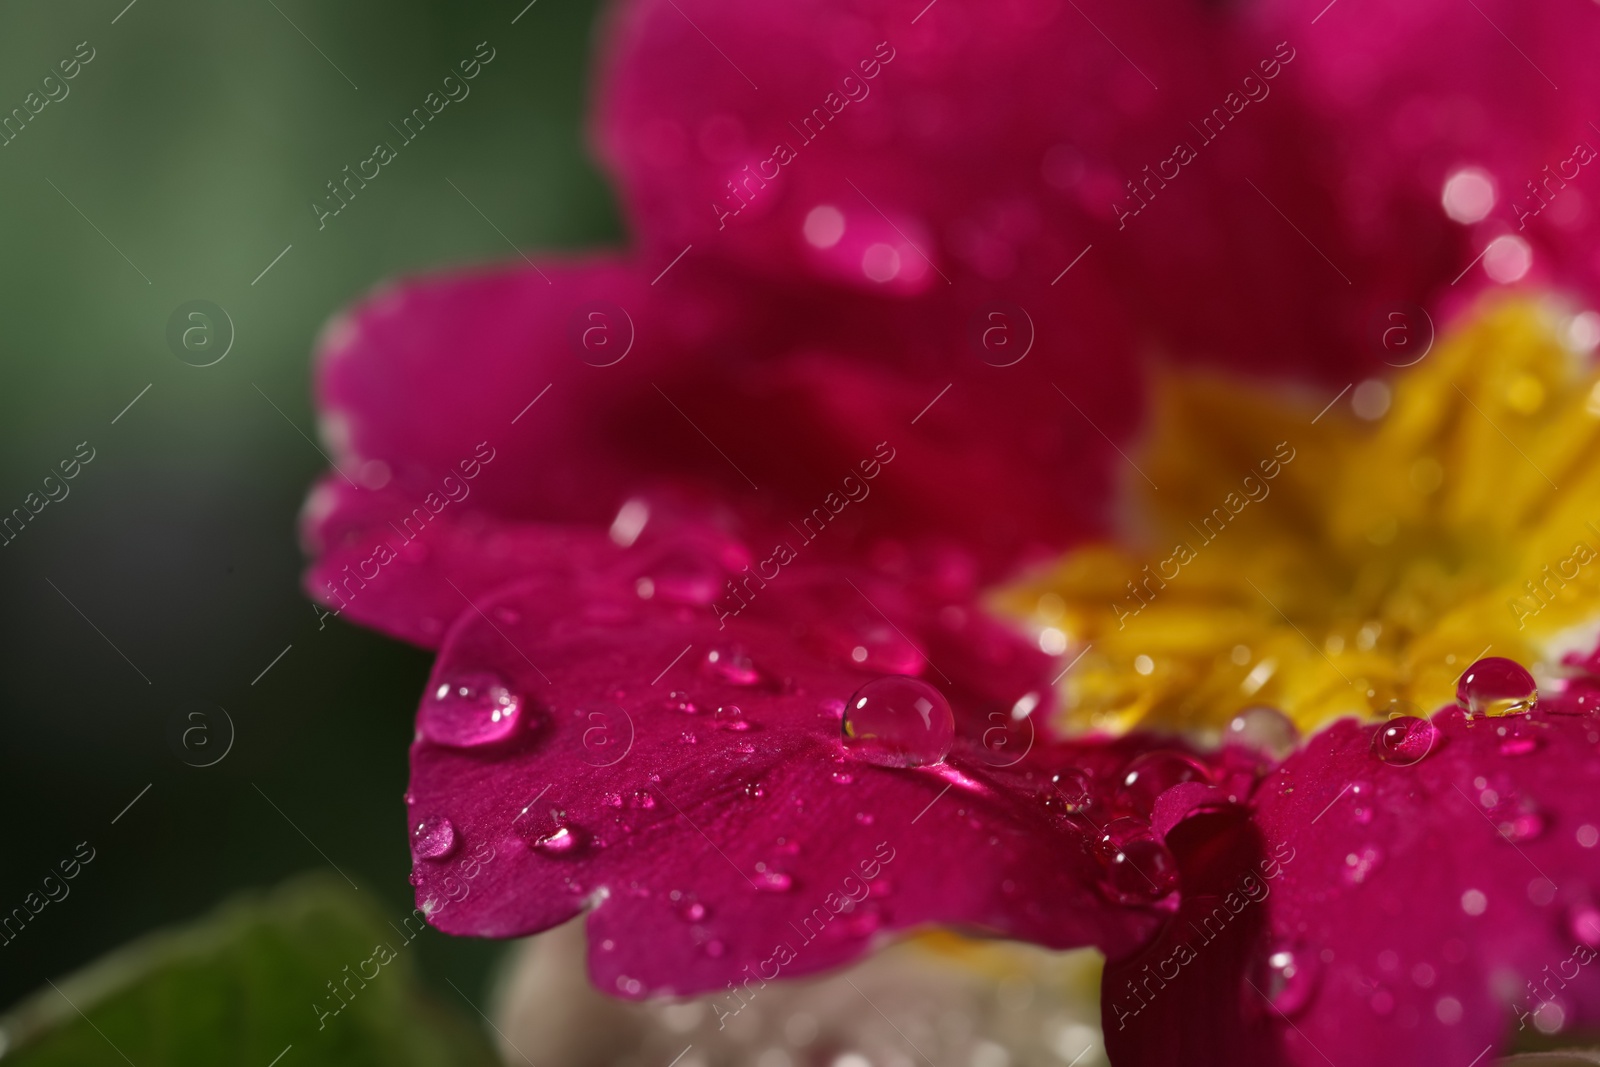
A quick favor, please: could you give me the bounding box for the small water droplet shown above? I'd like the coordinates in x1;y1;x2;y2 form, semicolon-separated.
679;731;698;745
744;781;765;798
1371;716;1437;765
1498;809;1545;843
1094;820;1178;905
855;811;874;825
1570;902;1600;946
419;672;524;747
1341;845;1383;885
713;705;749;731
680;900;708;922
662;691;699;714
704;646;760;685
832;770;854;784
841;676;954;768
411;815;456;860
1226;706;1299;759
1117;751;1210;814
1260;946;1319;1016
1456;657;1537;717
753;870;793;892
529;825;588;856
1043;769;1097;816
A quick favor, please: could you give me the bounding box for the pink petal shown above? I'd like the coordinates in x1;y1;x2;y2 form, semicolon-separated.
1246;0;1600;310
302;249;1146;645
1105;708;1600;1067
405;550;1171;997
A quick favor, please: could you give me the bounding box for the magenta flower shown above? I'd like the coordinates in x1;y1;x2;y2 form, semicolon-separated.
300;1;1600;1064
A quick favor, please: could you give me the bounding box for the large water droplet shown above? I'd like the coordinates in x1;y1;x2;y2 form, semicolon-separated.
411;815;456;860
713;705;749;731
1226;706;1299;760
1094;822;1178;906
841;676;954;768
1260;945;1319;1016
1117;751;1210;814
1456;657;1537;717
420;671;523;747
1371;716;1437;765
704;646;760;686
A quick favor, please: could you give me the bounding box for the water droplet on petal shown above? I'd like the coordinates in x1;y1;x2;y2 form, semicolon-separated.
680;900;708;922
1570;902;1600;947
713;705;749;731
420;672;524;747
1043;768;1097;816
1456;657;1537;717
841;676;954;768
530;825;588;856
1372;716;1437;765
1260;945;1320;1016
411;815;456;860
1498;809;1545;843
1117;751;1210;814
704;647;760;686
1341;845;1384;885
1225;706;1299;760
662;691;699;715
1094;819;1178;906
753;870;793;892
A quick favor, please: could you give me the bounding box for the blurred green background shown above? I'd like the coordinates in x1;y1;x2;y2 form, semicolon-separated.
0;0;619;1039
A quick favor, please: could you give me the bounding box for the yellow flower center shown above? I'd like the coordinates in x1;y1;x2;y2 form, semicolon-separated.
1002;298;1600;738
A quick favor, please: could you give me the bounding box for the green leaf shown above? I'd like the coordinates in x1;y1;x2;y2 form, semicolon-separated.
0;874;502;1067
